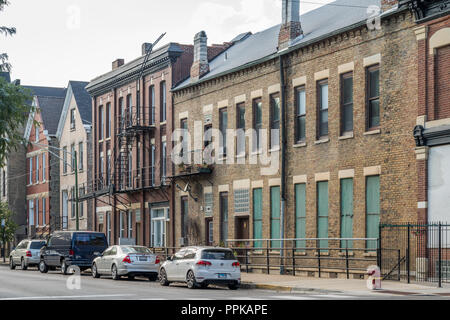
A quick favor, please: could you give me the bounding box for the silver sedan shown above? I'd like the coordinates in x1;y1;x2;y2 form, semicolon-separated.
92;246;160;281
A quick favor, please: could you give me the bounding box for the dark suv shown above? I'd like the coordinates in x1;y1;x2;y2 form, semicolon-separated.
39;231;108;274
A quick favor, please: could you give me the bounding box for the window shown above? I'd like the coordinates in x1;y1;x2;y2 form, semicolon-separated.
120;211;125;238
35;126;39;143
341;72;354;134
220;192;228;243
161;141;167;182
79;188;84;218
317;181;329;251
219;108;228;157
253;98;263;152
295;86;306;143
71;186;76;218
119;97;125;130
63;147;68;174
71;144;76;173
295;184;306;250
36;155;39;183
151;208;167;247
42;198;46;225
36;198;40;226
100;152;105;181
127;95;132;126
340;178;354;249
127;150;132;187
180;119;188;161
70;109;76;130
160;81;166;122
151;144;155;186
181;196;189;240
366;65;380;130
78;142;83;171
234;189;250;214
317;80;329;138
42;153;46;181
150;86;155;125
253;188;263;248
270;186;281;249
106;151;111;186
236;103;246;156
366;176;380;249
29;200;34;226
99;105;104;141
270;94;280;150
29;157;33;184
106;103;111;138
106;212;111;245
128;211;133;239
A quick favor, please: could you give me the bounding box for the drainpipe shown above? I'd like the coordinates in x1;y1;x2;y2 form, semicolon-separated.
279;55;287;275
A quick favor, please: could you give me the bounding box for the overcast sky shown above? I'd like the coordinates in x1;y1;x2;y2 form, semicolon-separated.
2;0;333;87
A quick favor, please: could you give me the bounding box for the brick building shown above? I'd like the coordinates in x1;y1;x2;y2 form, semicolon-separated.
56;81;93;231
85;41;228;247
171;0;449;269
24;86;66;238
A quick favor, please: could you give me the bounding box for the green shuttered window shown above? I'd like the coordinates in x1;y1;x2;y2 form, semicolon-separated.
340;178;354;249
317;181;329;251
270;186;281;249
295;184;306;250
253;188;263;248
366;176;380;249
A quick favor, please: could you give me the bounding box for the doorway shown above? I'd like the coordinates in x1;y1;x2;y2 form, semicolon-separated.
235;216;249;241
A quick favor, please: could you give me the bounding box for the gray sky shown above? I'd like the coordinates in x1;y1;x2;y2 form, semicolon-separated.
2;0;333;87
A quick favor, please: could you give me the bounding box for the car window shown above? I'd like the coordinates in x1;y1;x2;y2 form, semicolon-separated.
201;250;236;260
102;247;112;256
74;233;107;247
121;247;152;254
173;250;186;260
109;247;117;256
30;241;46;250
17;241;26;249
184;249;197;260
50;233;71;246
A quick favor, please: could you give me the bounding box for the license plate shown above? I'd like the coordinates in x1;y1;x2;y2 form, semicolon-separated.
218;274;227;279
139;257;147;262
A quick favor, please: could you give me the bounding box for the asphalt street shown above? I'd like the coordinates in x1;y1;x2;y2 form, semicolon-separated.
0;266;448;300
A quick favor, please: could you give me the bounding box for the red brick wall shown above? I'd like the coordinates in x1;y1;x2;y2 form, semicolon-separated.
436;45;450;119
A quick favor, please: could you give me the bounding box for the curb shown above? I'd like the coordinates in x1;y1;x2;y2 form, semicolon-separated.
240;282;341;295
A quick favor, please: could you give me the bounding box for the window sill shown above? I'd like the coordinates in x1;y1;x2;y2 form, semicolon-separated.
338;251;355;257
293;142;307;148
294;251;307;256
160;121;167;126
315;252;330;256
363;252;377;257
364;129;381;136
314;138;330;145
339;133;354;140
235;154;246;159
269;147;280;153
251;150;263;156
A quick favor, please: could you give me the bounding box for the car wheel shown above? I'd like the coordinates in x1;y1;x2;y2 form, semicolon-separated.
228;284;239;290
159;269;170;286
21;258;28;271
39;259;49;273
61;259;68;275
111;265;120;280
9;257;15;270
92;263;100;279
186;271;198;289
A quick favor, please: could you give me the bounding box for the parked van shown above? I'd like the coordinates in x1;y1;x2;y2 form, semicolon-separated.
38;231;108;274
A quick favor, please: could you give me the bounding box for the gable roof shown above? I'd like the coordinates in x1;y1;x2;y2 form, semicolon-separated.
174;0;384;91
56;81;92;139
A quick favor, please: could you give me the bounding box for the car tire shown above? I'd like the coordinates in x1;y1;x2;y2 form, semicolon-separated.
92;263;100;279
111;265;120;281
159;269;170;286
148;274;158;282
61;259;69;275
228;284;239;290
39;259;49;274
186;271;199;289
21;258;28;271
9;257;15;270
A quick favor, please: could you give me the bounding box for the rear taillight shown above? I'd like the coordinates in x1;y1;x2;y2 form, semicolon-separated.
196;260;212;267
232;262;240;268
26;251;32;257
155;256;160;264
69;249;74;256
123;256;132;264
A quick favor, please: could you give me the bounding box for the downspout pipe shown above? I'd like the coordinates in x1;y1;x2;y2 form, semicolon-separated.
279;55;287;275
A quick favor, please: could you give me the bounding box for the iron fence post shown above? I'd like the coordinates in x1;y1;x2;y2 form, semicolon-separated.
317;239;321;278
398;249;401;281
266;240;270;275
292;240;296;276
439;222;442;288
346;240;349;280
407;223;411;284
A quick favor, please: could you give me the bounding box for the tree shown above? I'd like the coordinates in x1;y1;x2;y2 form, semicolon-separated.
0;0;16;72
0;201;17;262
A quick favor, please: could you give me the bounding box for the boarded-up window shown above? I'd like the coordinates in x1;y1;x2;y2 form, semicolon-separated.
366;176;380;249
340;178;354;249
295;184;306;250
317;181;329;251
270;186;281;249
253;188;263;248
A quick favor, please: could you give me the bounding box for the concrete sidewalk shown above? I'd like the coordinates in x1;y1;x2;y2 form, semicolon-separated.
240;273;450;296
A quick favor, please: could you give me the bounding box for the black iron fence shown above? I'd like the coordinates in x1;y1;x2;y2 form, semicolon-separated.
380;222;450;287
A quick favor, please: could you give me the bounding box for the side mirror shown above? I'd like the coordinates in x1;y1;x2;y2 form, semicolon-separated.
166;256;173;261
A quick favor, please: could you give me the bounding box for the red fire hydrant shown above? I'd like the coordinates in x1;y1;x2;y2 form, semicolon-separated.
367;266;382;290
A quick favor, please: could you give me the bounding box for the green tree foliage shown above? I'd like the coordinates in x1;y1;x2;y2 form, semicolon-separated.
0;201;17;245
0;0;16;72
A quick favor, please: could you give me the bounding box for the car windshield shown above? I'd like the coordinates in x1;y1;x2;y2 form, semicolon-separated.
74;234;107;247
30;241;46;249
201;250;236;260
121;247;152;254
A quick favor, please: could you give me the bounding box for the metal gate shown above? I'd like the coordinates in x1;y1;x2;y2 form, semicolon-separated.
380;222;450;287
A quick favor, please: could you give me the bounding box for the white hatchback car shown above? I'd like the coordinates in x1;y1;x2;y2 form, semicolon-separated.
159;247;241;290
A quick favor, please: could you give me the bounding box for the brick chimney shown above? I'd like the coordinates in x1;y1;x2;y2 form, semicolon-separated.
381;0;398;12
278;0;303;50
142;42;152;56
190;31;210;81
112;59;125;70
